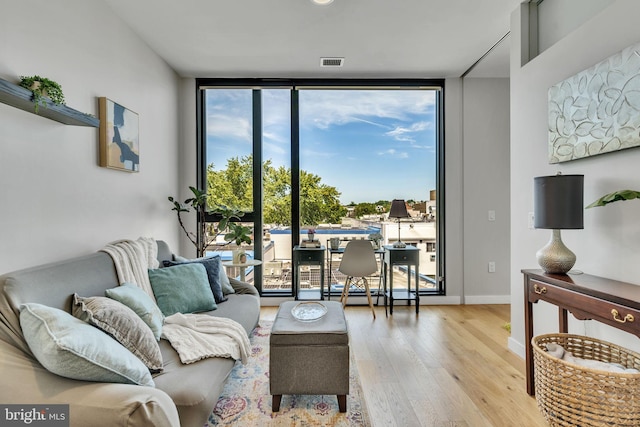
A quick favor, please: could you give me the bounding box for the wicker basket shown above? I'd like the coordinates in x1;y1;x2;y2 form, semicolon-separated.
532;333;640;426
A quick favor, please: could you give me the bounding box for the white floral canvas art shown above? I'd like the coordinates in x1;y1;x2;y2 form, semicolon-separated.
548;41;640;163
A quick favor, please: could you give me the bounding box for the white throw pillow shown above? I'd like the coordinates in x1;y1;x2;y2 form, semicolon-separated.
20;303;154;386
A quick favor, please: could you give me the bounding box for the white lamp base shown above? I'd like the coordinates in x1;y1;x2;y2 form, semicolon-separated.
392;241;406;248
536;229;576;274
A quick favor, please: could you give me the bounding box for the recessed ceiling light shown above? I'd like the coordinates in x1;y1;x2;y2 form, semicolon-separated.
312;0;334;5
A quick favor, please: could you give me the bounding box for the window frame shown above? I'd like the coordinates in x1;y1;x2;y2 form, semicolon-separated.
196;78;446;296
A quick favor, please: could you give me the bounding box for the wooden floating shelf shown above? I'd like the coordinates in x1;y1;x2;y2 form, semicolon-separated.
0;78;99;127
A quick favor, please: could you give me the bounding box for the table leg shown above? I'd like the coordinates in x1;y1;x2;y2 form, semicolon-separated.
389;266;394;315
383;261;389;317
327;252;332;301
415;265;419;314
320;264;325;301
559;307;568;333
524;277;534;396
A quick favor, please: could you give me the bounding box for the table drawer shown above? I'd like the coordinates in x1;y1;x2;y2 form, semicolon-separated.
385;252;419;264
529;279;640;332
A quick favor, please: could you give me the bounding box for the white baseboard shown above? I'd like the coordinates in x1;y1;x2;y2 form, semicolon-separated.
463;295;511;305
260;295;463;306
508;336;525;359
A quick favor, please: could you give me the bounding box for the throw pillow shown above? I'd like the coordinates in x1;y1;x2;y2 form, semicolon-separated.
163;255;227;303
19;303;154;387
218;256;235;295
148;263;217;316
174;254;235;295
72;294;163;372
105;282;164;340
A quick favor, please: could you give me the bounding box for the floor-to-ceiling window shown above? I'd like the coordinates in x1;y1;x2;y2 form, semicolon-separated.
197;79;445;297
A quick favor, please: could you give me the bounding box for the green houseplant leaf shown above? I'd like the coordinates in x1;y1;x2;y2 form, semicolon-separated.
168;188;252;256
19;75;66;113
586;190;640;208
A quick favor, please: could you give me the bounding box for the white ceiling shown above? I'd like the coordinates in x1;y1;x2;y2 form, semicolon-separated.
104;0;520;79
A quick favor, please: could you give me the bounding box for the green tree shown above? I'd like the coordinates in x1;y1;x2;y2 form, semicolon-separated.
207;155;346;226
353;202;377;218
206;156;253;212
263;161;292;225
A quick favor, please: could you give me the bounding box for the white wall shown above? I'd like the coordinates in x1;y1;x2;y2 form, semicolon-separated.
463;78;511;304
443;78;465;304
510;0;640;357
537;0;615;54
424;77;511;305
0;0;181;273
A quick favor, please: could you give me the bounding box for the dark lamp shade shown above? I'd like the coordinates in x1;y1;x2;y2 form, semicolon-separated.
534;174;584;230
389;199;409;219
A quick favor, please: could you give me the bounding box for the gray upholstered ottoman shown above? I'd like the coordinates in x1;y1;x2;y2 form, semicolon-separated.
269;300;349;412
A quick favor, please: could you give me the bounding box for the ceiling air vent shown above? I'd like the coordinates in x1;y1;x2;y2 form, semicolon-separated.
320;57;344;67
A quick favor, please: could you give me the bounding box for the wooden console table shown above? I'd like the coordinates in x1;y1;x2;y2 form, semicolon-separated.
522;269;640;396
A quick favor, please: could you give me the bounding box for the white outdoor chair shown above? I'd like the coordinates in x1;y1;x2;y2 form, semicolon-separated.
338;239;377;319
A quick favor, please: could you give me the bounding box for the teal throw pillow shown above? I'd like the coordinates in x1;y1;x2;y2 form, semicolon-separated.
148;263;216;316
173;254;234;295
105;282;164;340
163;255;227;303
19;303;154;387
72;294;163;372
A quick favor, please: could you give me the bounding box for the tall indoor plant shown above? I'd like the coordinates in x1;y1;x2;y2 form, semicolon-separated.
168;186;252;257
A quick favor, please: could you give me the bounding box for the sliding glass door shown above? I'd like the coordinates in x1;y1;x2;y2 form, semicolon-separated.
198;79;444;297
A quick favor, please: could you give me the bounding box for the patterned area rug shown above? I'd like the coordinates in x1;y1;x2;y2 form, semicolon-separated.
206;321;371;426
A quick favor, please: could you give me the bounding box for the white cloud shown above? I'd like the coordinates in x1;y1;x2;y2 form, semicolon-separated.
206;113;251;142
299;90;435;130
385;121;433;143
206;88;435;141
378;148;409;158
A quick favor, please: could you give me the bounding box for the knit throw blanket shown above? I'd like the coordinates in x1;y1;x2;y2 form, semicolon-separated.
100;237;159;301
101;238;249;365
162;313;251;364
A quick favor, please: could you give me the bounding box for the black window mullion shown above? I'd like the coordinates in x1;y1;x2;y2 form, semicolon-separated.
252;90;263;293
291;89;300;254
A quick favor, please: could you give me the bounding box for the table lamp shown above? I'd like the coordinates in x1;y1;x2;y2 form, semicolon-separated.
389;199;410;248
534;173;584;274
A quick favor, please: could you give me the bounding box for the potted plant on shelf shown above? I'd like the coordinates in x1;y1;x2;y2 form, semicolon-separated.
168;186;252;257
19;75;66;113
368;232;383;249
225;221;253;263
307;227;316;241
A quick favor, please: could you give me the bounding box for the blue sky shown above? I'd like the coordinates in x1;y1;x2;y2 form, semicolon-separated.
206;89;437;204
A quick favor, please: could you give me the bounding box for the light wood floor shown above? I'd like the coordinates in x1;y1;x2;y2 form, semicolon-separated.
260;304;548;427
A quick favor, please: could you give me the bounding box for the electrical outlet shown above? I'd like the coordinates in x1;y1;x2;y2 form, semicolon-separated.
488;261;496;273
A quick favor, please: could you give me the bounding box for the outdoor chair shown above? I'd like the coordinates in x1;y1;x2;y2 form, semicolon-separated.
338;239;377;319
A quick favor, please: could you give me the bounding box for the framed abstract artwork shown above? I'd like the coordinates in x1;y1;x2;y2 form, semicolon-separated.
548;41;640;163
99;97;139;172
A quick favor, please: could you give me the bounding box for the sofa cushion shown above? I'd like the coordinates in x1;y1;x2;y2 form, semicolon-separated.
105;282;164;340
72;294;163;372
19;303;154;386
175;254;235;295
148;263;216;316
164;255;227;303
